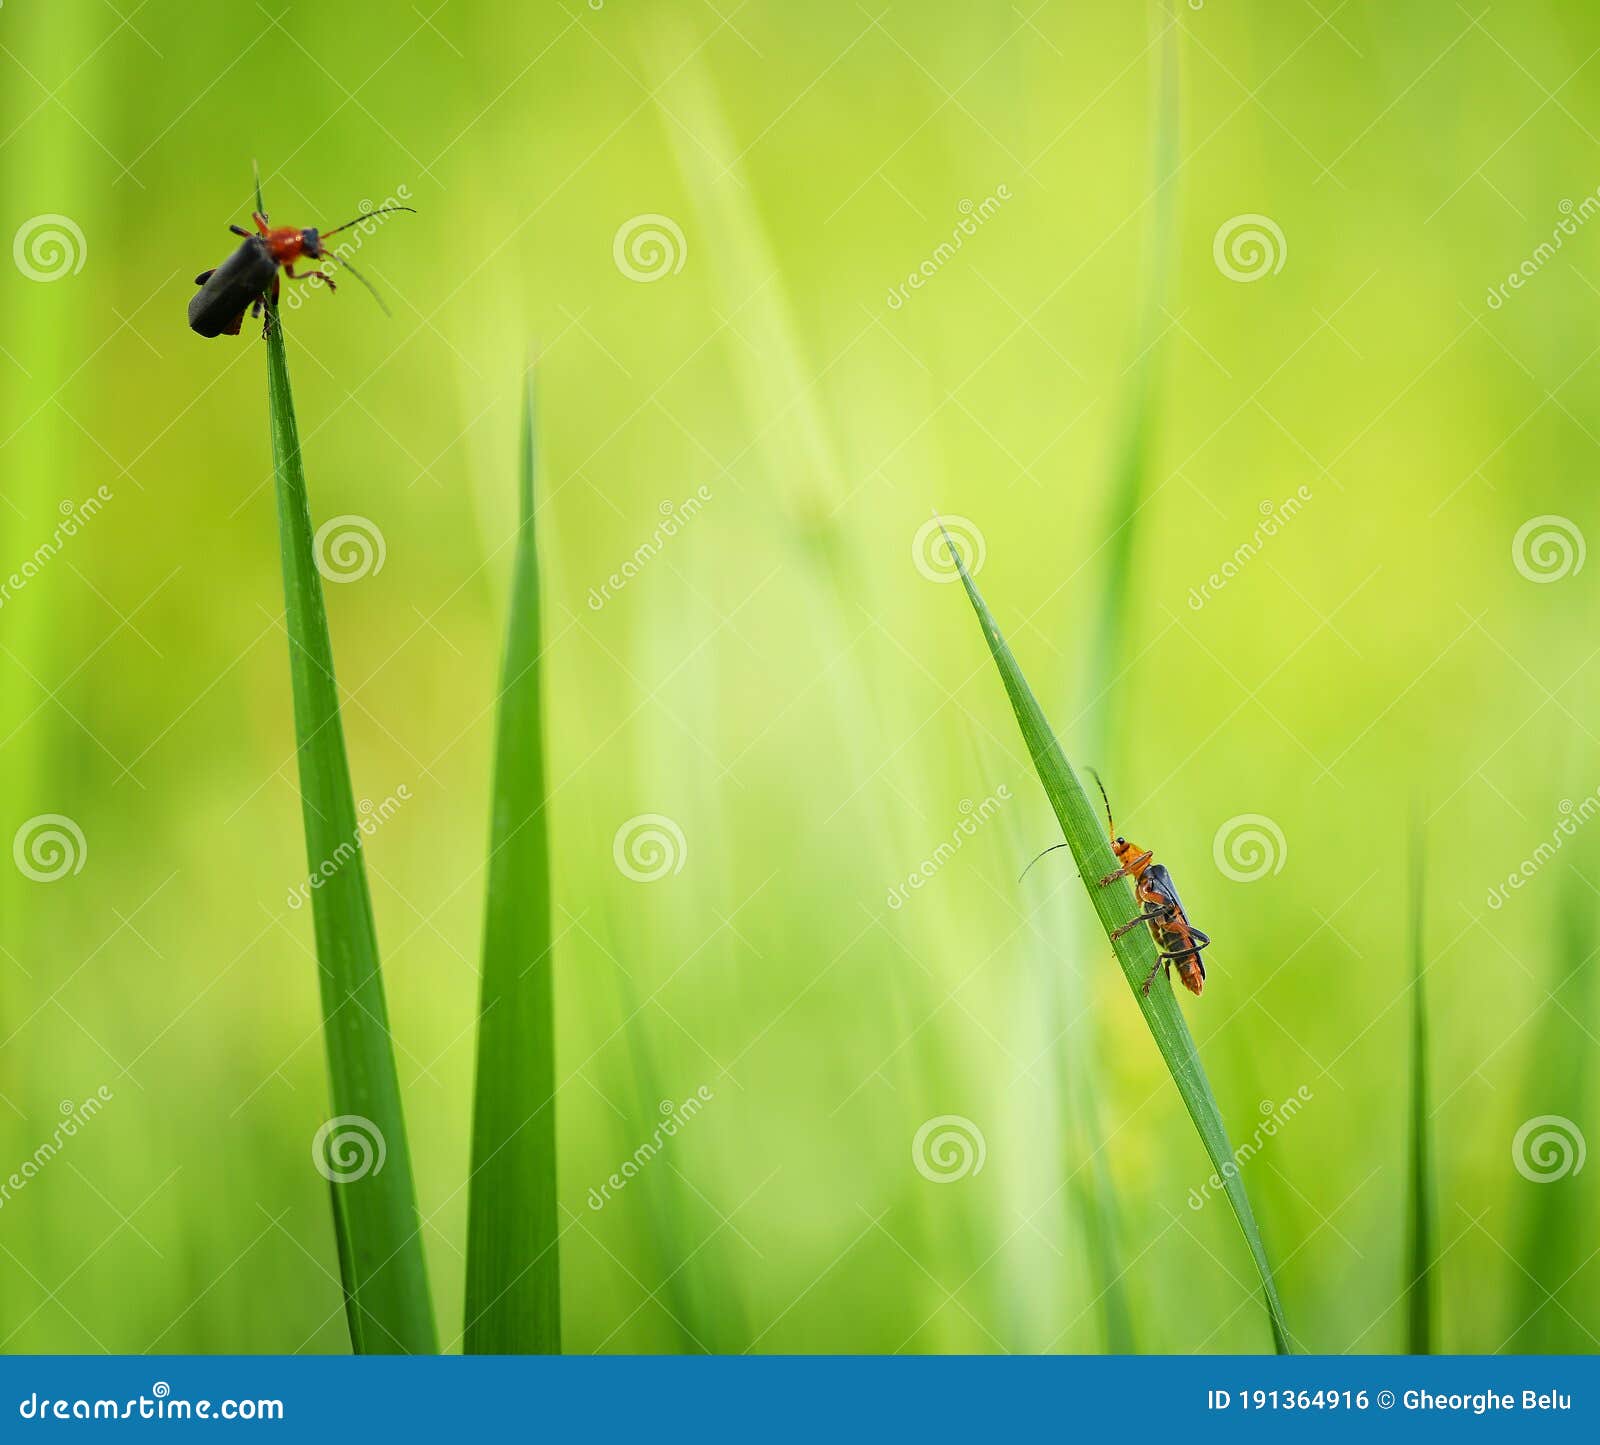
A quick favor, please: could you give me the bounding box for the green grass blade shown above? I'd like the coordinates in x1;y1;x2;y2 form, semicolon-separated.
1070;1140;1137;1352
463;374;561;1354
261;167;438;1356
943;525;1293;1353
1405;828;1433;1354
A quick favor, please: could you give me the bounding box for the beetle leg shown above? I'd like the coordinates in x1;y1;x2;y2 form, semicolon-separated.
284;264;336;292
1109;906;1168;941
1096;849;1154;887
251;211;270;235
194;269;216;286
230;224;252;239
1141;940;1209;995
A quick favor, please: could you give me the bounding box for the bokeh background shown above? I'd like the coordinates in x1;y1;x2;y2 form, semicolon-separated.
1;0;1596;1354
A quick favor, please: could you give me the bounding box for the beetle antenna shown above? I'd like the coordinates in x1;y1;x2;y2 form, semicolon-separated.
1018;842;1074;882
332;255;392;318
319;204;417;239
1085;766;1116;836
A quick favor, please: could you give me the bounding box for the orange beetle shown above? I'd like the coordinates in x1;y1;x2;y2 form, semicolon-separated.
1090;770;1209;997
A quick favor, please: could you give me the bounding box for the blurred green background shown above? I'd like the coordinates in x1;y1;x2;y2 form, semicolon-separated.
1;0;1596;1354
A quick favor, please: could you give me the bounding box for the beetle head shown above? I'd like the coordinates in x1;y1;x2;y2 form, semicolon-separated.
300;228;323;259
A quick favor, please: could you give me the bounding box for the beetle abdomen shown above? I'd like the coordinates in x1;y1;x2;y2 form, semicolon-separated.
188;236;277;338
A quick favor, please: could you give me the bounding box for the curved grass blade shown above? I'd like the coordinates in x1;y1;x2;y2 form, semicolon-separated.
463;373;561;1354
1405;827;1434;1353
261;166;438;1355
942;523;1293;1353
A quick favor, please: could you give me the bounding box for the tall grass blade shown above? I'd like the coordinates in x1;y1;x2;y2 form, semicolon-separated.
1405;828;1433;1353
261;167;438;1355
943;525;1292;1353
463;374;561;1353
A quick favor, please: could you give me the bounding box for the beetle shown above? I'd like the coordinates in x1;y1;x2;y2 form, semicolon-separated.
188;204;415;338
1088;769;1209;997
